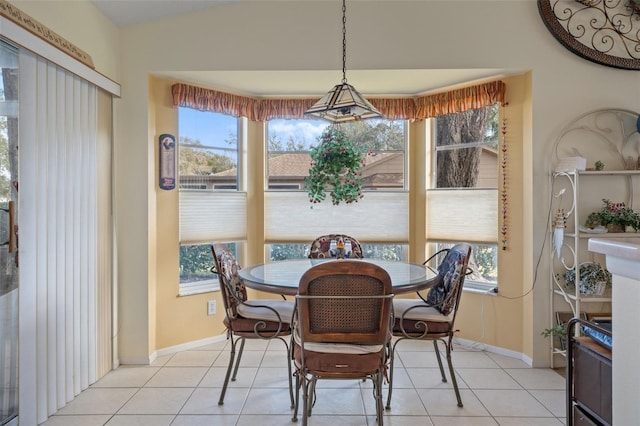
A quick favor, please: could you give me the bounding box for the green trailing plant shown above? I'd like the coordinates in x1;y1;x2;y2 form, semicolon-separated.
304;125;367;206
585;198;640;231
541;324;566;339
560;262;612;295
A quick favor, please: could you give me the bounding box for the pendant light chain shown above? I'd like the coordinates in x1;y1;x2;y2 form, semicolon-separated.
303;0;383;122
341;0;347;84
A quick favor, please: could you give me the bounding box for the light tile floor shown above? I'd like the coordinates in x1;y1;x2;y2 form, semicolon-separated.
42;338;566;425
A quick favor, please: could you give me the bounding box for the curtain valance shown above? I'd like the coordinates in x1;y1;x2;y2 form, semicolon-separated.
172;80;505;121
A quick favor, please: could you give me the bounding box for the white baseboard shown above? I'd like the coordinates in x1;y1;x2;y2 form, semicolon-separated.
118;335;227;365
150;334;228;363
454;336;534;367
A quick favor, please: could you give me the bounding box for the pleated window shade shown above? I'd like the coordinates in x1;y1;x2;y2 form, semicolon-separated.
179;190;247;244
426;189;498;243
265;191;409;242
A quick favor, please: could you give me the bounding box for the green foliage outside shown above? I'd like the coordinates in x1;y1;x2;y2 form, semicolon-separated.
268;243;404;261
0;117;10;201
179;136;236;176
180;243;239;283
471;244;498;283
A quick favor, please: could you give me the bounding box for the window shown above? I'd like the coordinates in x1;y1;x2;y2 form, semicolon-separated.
267;243;407;261
266;118;406;191
427;105;499;291
178;108;239;190
178;109;245;295
264;118;409;246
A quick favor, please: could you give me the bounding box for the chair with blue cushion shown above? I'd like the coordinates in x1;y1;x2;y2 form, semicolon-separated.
386;242;472;409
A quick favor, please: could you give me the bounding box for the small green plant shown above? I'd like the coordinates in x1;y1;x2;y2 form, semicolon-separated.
560;262;612;295
594;160;604;171
541;323;566;339
585;198;640;232
304;125;367;206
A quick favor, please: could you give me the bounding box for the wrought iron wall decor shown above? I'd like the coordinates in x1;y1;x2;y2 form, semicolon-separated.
538;0;640;70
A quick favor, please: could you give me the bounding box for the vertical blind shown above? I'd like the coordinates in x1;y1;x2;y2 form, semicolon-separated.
19;49;111;425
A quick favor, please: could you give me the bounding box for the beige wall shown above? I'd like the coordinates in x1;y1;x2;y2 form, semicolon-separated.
16;0;640;366
11;0;120;82
151;77;227;347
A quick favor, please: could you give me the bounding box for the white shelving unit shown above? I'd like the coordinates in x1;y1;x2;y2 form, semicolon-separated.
549;109;640;367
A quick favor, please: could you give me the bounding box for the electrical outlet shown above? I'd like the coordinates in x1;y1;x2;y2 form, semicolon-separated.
207;300;216;315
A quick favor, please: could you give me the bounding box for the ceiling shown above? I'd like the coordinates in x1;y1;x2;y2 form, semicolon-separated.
90;0;515;97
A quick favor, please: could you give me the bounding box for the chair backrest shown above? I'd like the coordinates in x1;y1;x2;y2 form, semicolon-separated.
308;234;364;259
211;243;247;319
424;243;472;316
296;260;393;345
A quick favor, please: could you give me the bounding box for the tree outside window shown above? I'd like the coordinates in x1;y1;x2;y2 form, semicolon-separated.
433;105;499;287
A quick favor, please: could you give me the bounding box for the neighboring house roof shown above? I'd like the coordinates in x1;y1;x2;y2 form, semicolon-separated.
210;151;399;178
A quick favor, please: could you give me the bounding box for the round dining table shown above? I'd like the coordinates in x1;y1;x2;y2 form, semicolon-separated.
237;258;438;296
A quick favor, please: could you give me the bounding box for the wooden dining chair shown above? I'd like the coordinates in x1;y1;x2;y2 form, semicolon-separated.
386;243;472;409
291;260;394;425
210;243;295;407
307;234;364;259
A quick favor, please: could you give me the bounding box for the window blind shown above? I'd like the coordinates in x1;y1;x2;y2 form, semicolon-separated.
179;191;247;244
265;191;409;242
426;189;498;243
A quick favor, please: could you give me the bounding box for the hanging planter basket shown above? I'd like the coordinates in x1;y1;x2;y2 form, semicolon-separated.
304;125;367;206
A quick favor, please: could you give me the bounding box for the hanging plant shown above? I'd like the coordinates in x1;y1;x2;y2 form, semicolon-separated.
304;125;367;206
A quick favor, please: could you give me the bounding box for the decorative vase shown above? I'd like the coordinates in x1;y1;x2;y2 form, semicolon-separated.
606;223;625;233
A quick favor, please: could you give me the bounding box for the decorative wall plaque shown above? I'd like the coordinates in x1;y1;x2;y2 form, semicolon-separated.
538;0;640;70
0;0;95;69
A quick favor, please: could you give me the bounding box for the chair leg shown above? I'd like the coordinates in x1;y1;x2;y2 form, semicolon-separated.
444;339;463;407
433;339;447;383
374;371;384;426
218;334;239;405
301;375;311;426
307;377;318;417
291;371;301;422
385;340;398;410
281;338;294;408
231;337;246;381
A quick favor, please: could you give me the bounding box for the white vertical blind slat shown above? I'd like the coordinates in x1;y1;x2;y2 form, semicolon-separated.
64;71;74;404
87;85;98;386
18;48;38;426
45;60;58;415
35;55;49;422
55;67;66;410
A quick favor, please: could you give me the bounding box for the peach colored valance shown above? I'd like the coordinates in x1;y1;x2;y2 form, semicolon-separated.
172;80;505;121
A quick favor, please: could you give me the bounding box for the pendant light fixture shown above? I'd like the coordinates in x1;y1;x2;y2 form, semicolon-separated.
304;0;383;123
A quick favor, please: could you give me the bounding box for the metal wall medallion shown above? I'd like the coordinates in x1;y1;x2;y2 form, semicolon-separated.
538;0;640;70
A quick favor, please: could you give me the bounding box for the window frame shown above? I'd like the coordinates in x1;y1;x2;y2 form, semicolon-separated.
177;109;245;295
428;105;500;292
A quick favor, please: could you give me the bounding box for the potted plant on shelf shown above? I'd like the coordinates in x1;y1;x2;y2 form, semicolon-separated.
584;198;640;232
304;125;367;206
541;324;567;349
560;262;612;296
